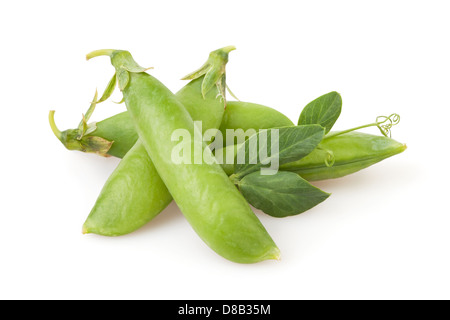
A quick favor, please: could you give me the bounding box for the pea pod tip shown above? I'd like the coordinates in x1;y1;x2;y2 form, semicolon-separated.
81;224;89;234
267;247;281;262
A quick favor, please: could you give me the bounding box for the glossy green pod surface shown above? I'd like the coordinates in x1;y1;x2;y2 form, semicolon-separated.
219;101;294;145
85;49;279;263
127;72;279;263
92;111;137;158
282;131;407;180
83;141;171;235
105;50;279;263
83;49;230;237
83;77;223;236
215;131;406;180
51;100;294;159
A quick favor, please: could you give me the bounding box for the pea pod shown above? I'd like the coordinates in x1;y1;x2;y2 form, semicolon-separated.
219;101;293;145
82;47;232;237
49;101;293;159
85;112;135;158
283;131;407;181
216;131;406;180
84;141;172;235
86;49;279;263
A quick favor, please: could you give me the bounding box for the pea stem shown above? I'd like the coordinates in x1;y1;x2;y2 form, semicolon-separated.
324;113;400;140
324;122;378;140
86;49;115;60
77;90;99;134
48;110;62;140
229;174;240;185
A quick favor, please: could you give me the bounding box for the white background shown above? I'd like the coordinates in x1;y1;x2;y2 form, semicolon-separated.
1;0;449;300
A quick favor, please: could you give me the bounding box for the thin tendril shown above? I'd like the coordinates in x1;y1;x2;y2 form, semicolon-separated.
77;90;98;137
324;150;335;167
77;114;88;140
376;113;401;138
324;113;401;140
226;84;239;101
317;146;335;167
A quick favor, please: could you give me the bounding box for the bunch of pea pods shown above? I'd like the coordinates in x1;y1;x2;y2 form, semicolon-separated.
49;46;406;264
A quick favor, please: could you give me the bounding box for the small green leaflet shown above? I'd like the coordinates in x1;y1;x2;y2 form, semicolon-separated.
181;46;235;100
233;125;325;179
239;171;330;217
117;68;130;91
298;91;342;134
113;50;151;73
96;73;117;104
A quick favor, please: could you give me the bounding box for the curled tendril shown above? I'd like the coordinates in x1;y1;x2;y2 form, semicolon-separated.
324;112;401;141
324;149;335;167
316;146;335;167
376;113;400;138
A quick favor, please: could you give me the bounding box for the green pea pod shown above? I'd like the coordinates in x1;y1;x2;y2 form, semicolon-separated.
216;131;406;180
83;47;232;237
48;108;136;158
282;131;407;181
85;49;279;263
84;141;171;235
219;101;293;145
89;112;136;158
49;101;293;159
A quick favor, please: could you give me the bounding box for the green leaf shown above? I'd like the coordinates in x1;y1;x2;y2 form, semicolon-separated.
202;66;221;99
298;91;342;134
233;125;325;178
117;68;130;91
123;64;151;73
239;171;330;217
112;50;151;73
96;73;117;103
113;96;125;104
181;62;208;80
